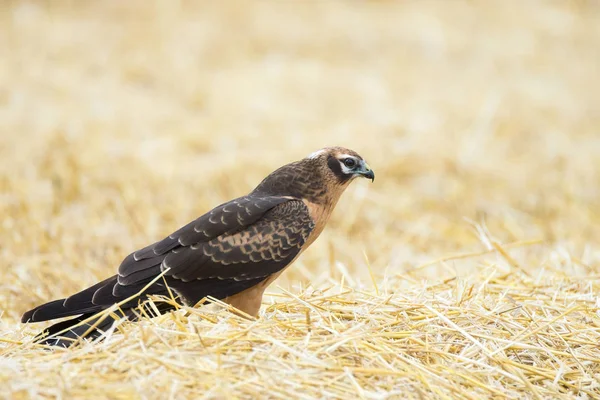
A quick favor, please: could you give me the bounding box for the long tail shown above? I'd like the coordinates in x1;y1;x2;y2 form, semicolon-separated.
33;311;129;347
28;302;177;347
22;275;175;347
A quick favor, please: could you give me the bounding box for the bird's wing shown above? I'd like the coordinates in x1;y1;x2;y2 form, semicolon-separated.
33;195;294;317
116;195;293;283
89;197;314;307
162;199;315;282
21;200;315;333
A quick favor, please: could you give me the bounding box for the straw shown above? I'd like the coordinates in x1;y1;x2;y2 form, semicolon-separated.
1;1;599;398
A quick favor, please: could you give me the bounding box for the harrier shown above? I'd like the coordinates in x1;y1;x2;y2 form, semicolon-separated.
22;146;374;347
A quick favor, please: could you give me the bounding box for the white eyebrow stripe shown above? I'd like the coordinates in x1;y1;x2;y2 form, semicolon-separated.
307;149;326;159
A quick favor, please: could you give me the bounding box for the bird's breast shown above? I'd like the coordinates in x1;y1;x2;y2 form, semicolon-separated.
302;199;336;247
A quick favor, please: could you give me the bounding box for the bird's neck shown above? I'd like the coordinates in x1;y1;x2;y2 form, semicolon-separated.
252;161;331;204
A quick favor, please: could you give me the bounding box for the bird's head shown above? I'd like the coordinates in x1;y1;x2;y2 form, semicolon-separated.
252;146;374;203
306;146;375;184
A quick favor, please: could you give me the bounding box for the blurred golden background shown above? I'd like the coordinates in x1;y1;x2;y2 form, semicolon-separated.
1;1;599;397
2;0;599;324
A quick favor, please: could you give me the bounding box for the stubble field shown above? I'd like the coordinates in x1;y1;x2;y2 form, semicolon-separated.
1;1;599;399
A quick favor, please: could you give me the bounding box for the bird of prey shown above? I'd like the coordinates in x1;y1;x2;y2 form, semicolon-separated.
22;146;374;347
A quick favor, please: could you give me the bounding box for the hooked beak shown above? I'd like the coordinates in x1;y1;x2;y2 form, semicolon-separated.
358;161;375;182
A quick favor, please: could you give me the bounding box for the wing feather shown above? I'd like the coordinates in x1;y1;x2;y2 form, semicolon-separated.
22;195;316;329
163;200;314;283
118;195;291;280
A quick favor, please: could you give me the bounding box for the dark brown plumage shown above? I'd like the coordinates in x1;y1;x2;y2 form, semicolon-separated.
22;146;374;347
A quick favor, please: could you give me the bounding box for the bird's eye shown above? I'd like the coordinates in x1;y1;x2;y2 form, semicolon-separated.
343;158;356;168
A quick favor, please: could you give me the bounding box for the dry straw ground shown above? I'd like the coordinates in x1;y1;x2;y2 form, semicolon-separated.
1;1;599;399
